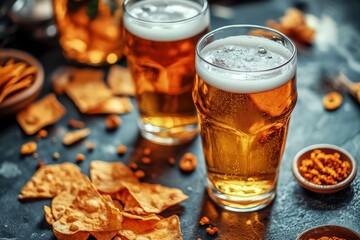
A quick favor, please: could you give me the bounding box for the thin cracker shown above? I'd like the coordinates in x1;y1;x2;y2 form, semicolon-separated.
86;96;133;115
16;94;66;135
65;77;112;113
107;64;135;96
62;128;91;146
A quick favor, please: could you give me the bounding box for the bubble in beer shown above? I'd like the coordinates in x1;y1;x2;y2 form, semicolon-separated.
202;36;290;72
257;46;267;55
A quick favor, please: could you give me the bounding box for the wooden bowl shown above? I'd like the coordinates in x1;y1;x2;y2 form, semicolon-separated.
296;225;360;240
292;144;357;194
0;49;44;116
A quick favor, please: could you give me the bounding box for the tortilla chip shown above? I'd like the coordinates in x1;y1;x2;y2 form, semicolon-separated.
90;160;139;194
90;230;118;240
62;128;91;146
118;215;182;240
121;211;161;221
72;68;104;82
53;228;90;240
86;96;133;115
18;163;82;199
44;205;56;225
107;65;135;96
52;175;123;235
51;66;76;95
65;77;112;113
16;94;66;135
122;182;188;214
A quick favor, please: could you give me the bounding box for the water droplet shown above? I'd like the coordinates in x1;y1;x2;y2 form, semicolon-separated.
257;46;267;54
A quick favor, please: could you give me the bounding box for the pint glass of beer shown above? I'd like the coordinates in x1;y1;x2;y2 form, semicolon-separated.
123;0;210;145
193;25;297;211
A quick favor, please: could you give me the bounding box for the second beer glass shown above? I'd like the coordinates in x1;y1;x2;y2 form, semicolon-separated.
193;25;297;211
123;0;210;145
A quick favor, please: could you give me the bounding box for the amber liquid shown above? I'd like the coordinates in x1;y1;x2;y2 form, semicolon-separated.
53;0;124;65
193;75;297;199
125;28;209;138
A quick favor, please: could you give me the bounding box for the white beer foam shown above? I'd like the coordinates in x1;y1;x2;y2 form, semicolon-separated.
196;35;296;93
124;0;209;41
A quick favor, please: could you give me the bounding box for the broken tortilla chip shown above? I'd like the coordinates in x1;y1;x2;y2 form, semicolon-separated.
65;77;112;113
90;160;139;194
118;215;182;240
18;162;82;199
16;94;66;135
107;64;135;96
52;175;123;235
62;128;91;146
86;96;133;115
122;182;188;214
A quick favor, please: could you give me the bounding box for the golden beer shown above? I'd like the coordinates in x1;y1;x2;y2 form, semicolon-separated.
123;0;210;145
193;25;297;211
53;0;124;65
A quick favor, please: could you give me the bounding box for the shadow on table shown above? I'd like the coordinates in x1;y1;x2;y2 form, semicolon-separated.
294;186;355;210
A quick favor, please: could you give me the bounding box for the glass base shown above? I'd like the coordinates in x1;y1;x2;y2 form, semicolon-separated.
206;179;276;212
139;121;199;146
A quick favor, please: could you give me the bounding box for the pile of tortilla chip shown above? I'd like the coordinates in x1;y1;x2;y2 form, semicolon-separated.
266;8;315;45
19;161;187;240
52;65;134;115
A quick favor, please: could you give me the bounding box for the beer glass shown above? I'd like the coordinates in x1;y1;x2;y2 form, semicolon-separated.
53;0;124;65
193;25;297;211
123;0;210;145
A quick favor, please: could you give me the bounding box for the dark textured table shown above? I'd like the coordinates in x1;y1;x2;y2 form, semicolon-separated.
1;0;360;239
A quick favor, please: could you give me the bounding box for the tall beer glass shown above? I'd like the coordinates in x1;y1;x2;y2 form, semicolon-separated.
193;25;297;211
123;0;210;145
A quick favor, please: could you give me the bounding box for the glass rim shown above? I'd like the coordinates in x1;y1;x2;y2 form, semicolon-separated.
196;24;297;74
123;0;209;25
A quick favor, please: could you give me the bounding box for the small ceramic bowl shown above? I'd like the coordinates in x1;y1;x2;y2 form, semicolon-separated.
292;144;357;194
0;49;44;116
295;225;360;240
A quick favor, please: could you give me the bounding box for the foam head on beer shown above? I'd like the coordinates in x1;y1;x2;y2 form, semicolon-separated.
196;35;296;93
124;0;210;41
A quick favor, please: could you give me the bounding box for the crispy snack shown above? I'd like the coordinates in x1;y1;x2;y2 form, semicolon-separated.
18;162;82;199
298;149;351;185
51;175;123;236
117;145;127;155
68;119;85;128
323;91;343;111
266;8;315;45
62;128;91;146
121;211;161;221
107;64;135;96
0;58;38;103
51;66;76;95
20;141;37;155
206;226;219;235
199;216;211;226
141;157;151;165
122;182;189;214
76;153;86;162
309;237;346;240
16;94;66;135
89;161;139;194
105;114;122;130
86;96;133;115
179;153;197;172
65;77;112;113
134;170;145;180
118;215;182;240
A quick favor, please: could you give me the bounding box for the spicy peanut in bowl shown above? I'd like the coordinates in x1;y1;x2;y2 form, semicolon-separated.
292;144;357;194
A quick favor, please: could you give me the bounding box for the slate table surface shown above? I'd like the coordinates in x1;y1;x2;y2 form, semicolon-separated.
0;0;360;239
